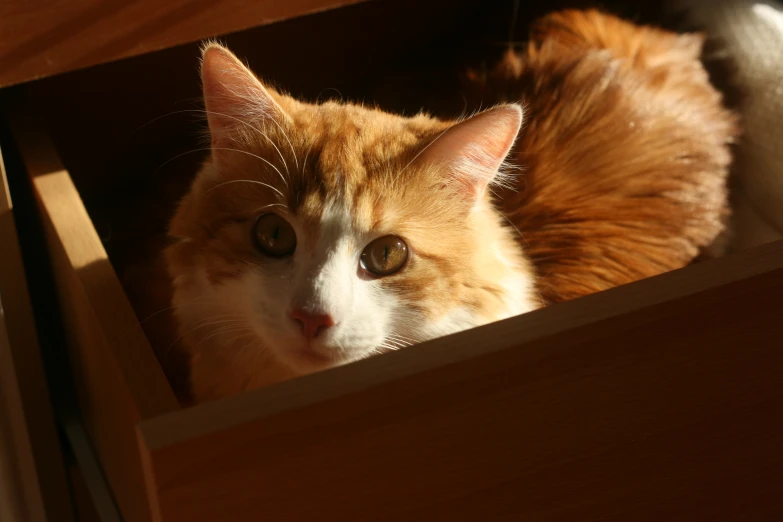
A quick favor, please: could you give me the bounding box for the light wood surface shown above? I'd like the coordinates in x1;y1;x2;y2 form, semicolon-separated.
0;0;367;88
5;95;180;522
0;145;73;521
139;239;783;522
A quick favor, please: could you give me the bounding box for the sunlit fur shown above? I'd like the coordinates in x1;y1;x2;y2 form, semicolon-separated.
166;44;537;402
166;8;738;403
461;9;739;304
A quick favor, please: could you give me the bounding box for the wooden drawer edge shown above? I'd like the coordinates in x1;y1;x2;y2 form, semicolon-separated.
141;239;783;445
138;240;783;520
4;93;179;418
0;140;74;521
0;0;369;88
3;93;179;522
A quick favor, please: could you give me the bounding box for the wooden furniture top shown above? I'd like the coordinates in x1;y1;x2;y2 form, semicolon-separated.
0;0;366;88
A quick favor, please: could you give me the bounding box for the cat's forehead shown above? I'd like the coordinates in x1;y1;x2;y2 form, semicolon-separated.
212;101;453;238
279;103;441;229
290;102;443;181
295;180;381;237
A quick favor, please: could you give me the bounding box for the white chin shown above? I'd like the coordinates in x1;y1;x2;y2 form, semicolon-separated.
286;348;340;373
271;340;355;374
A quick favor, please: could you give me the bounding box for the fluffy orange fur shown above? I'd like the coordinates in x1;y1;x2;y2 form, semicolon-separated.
158;9;737;403
463;9;739;303
165;45;535;402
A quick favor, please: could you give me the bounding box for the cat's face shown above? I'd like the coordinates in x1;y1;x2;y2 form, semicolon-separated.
166;44;538;398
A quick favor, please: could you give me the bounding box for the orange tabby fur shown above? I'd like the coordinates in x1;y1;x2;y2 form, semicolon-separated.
156;9;737;403
165;46;536;402
463;9;739;304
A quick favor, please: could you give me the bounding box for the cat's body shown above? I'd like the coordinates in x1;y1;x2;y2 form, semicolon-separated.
163;10;737;403
461;9;738;304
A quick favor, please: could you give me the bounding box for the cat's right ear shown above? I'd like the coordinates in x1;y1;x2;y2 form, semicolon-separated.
200;43;285;148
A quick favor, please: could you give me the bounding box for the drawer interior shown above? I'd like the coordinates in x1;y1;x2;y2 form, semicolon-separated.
15;0;684;395
12;0;731;389
19;0;500;393
4;1;783;520
6;0;772;413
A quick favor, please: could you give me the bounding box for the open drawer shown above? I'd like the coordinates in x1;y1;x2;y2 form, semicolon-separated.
3;2;783;521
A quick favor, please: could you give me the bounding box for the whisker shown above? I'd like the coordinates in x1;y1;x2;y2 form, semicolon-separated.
386;338;412;349
224;331;256;345
198;325;251;347
498;215;547;305
382;333;416;351
203;109;292;181
267;118;299;172
386;332;416;342
398;126;452;178
316;87;343;103
225;331;255;345
212;147;288;190
133;108;205;134
385;335;414;346
152;147;212;175
152;145;289;194
302;141;315;174
250;202;289;215
501;213;529;248
139;108;291;187
130;296;214;330
206;178;285;200
236;337;262;357
165;317;245;353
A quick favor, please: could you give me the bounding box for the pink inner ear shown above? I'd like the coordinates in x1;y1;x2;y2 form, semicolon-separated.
417;105;523;201
200;45;282;146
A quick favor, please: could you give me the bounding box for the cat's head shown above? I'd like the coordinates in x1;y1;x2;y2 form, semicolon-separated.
166;44;538;394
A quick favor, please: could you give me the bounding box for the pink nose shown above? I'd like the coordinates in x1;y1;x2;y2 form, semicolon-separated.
289;309;335;339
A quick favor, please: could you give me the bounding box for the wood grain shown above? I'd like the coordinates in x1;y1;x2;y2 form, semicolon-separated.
5;95;180;522
0;0;368;88
139;239;783;522
0;144;73;521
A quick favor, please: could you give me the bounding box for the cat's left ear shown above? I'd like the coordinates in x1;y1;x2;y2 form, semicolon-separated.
416;104;523;204
200;43;286;148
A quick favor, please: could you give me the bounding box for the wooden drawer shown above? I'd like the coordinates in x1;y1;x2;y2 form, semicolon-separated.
1;115;74;521
3;3;783;521
0;0;367;88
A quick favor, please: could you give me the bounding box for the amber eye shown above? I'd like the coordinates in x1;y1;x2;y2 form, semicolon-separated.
360;235;408;276
253;213;296;257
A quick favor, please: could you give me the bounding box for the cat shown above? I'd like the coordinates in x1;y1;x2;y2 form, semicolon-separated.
163;10;737;404
165;44;539;402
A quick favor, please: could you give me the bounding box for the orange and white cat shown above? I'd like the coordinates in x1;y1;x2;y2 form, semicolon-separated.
165;10;736;404
165;44;539;402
